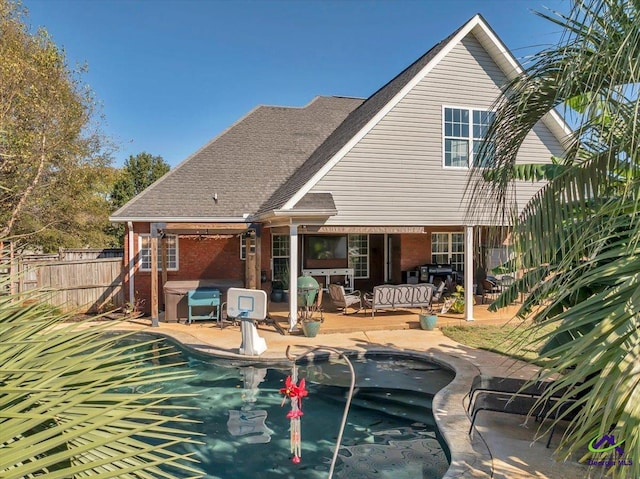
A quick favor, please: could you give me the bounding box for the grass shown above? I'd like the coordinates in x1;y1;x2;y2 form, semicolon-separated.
440;322;558;366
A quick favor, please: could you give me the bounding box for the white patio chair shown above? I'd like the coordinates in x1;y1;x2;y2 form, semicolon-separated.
328;284;363;314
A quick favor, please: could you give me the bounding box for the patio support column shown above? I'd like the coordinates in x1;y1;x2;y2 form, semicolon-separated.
464;225;474;322
127;221;135;306
160;234;168;311
150;227;159;327
288;223;299;332
383;233;389;282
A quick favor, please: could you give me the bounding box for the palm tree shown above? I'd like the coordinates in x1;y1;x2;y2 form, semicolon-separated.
472;0;640;476
0;281;203;478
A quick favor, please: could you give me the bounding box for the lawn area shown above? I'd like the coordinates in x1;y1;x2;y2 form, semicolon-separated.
440;321;557;366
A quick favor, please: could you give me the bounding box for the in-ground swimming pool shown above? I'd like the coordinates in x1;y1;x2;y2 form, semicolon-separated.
125;335;454;479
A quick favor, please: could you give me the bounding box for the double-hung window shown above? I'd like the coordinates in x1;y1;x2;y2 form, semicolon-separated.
271;234;290;281
431;232;464;272
348;234;369;279
139;234;178;271
443;107;495;168
240;235;256;260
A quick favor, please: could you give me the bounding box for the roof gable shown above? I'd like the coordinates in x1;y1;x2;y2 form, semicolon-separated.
268;14;570;213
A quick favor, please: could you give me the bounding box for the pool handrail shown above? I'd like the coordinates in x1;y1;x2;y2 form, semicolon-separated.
285;345;355;479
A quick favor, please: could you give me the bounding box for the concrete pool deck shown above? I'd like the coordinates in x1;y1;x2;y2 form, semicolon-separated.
104;313;590;479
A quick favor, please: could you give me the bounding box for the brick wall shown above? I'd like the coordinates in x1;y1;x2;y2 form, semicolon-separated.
131;223;245;314
400;234;431;271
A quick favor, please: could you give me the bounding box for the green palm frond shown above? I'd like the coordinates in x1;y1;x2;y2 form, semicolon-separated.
0;280;204;478
472;1;640;476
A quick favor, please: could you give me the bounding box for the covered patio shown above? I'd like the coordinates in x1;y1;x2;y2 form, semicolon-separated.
250;298;520;335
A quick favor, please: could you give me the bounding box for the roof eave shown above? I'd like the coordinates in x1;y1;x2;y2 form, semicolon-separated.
252;208;338;223
108;216;251;224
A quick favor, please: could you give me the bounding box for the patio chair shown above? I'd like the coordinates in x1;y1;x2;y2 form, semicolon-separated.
431;281;446;305
480;278;500;304
307;286;324;322
467;374;579;447
466;375;571;413
328;284;363;314
468;390;578;447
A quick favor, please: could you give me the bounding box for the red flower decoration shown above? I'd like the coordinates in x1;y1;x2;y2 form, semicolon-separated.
297;378;308;400
286;409;304;419
280;371;308;464
280;376;308;401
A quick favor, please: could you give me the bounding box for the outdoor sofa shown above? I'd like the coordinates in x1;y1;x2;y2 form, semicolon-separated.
365;283;433;317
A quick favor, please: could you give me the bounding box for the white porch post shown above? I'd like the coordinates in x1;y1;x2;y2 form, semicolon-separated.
288;223;299;332
464;225;475;322
383;233;389;282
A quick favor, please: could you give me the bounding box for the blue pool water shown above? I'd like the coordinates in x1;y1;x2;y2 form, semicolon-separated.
126;336;454;479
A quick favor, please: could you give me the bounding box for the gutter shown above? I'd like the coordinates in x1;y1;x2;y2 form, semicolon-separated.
108;216;250;223
251;209;338;222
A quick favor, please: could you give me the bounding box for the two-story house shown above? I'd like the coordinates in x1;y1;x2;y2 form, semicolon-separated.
110;14;569;329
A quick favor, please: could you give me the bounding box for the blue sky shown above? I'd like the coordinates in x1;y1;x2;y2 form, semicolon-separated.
25;0;570;168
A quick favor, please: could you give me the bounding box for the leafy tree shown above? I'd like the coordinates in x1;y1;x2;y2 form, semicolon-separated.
0;278;203;477
473;0;640;475
110;152;170;209
108;152;170;245
0;0;114;252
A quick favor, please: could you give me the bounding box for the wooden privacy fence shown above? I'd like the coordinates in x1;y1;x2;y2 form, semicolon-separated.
20;257;124;313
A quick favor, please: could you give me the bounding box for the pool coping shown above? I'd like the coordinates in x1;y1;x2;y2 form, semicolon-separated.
132;328;493;479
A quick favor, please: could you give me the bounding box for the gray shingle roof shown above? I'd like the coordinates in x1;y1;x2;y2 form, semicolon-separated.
257;26;463;214
112;21;466;222
292;192;336;211
111;96;363;221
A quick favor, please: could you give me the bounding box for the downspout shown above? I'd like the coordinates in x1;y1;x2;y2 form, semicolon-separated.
127;221;135;305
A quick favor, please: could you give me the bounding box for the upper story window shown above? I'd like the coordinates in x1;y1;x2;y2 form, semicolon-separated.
443;107;495;168
139;234;178;271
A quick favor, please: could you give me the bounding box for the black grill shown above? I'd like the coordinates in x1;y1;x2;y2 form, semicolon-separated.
420;264;455;283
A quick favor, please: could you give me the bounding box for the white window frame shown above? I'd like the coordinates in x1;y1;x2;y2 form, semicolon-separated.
240;234;256;260
431;232;464;272
442;105;495;168
348;234;369;279
271;234;290;281
139;234;178;271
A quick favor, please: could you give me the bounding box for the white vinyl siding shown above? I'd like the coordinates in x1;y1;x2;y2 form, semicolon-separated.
139;234;178;271
306;33;565;226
